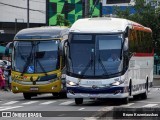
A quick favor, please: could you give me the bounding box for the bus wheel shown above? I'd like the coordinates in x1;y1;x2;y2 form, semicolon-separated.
140;92;147;100
121;97;129;104
140;80;148;100
75;98;83;105
23;93;31;100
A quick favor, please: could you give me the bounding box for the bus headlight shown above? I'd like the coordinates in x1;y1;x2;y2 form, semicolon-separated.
66;80;78;86
111;80;124;86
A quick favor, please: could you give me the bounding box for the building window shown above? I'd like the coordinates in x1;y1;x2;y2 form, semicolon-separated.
106;0;131;4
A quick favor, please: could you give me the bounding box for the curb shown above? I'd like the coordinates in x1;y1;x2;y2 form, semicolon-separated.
154;78;160;80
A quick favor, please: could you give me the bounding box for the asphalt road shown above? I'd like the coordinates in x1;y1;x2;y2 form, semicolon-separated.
0;79;160;120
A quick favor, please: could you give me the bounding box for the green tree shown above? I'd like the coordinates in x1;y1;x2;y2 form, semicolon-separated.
56;14;70;26
113;0;160;55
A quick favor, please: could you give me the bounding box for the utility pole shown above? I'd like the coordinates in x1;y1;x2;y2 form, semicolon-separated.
15;18;17;33
82;0;85;18
64;0;68;20
100;0;102;17
46;0;49;26
27;0;29;28
85;0;90;18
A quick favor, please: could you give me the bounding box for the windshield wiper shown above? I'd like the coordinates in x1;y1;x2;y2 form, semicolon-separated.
81;52;94;76
21;42;34;76
98;54;108;76
36;59;48;76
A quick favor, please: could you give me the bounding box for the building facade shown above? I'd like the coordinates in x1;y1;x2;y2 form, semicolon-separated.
0;0;46;44
102;0;160;15
48;0;100;26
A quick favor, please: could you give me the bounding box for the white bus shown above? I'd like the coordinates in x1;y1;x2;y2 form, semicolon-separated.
66;17;153;104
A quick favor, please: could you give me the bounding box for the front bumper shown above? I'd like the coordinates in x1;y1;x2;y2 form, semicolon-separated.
67;86;129;98
67;92;128;98
11;80;62;93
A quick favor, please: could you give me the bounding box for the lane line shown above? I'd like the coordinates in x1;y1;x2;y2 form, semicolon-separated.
78;108;85;111
137;101;160;104
57;114;66;117
22;101;38;105
0;106;23;111
121;103;135;107
40;101;56;105
142;104;158;107
59;101;74;105
2;101;19;105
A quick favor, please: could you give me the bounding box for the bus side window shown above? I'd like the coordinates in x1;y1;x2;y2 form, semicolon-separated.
128;29;135;54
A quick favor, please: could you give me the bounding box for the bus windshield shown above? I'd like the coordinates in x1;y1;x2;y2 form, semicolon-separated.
67;34;123;78
13;40;59;73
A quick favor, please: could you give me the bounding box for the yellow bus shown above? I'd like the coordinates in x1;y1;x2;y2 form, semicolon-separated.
5;26;69;99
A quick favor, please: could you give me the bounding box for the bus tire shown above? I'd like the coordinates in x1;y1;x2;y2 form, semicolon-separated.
140;80;148;100
129;80;132;96
23;93;31;100
121;97;129;104
75;98;83;105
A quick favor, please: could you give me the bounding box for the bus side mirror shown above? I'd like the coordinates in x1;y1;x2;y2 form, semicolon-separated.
60;40;68;56
5;48;9;56
123;38;128;51
5;42;13;56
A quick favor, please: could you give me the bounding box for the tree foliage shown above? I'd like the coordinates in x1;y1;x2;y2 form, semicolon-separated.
56;14;70;26
112;0;160;55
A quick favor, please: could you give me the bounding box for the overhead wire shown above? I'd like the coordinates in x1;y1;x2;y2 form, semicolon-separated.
0;1;45;14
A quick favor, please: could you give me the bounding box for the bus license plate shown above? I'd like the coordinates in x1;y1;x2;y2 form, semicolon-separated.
84;80;102;85
89;94;98;97
30;87;39;91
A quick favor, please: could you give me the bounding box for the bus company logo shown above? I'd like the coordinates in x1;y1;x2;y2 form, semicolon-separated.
92;85;98;89
23;76;27;80
2;112;11;117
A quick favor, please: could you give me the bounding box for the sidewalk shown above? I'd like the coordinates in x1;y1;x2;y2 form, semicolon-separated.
153;75;160;87
153;75;160;79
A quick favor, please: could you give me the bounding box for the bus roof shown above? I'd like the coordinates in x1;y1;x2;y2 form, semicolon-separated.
70;17;152;33
14;26;69;40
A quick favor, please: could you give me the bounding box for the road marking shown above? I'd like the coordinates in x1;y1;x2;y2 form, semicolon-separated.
83;117;98;120
0;106;23;111
3;101;19;105
57;114;66;117
22;101;38;105
121;103;135;107
40;101;56;105
142;104;158;107
138;101;160;104
59;101;74;105
78;108;85;110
